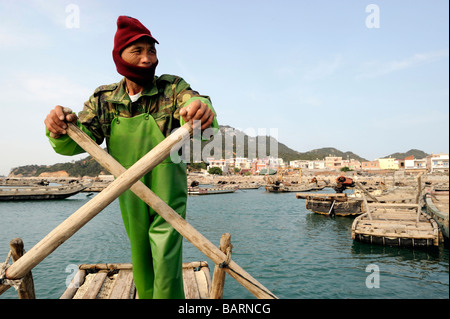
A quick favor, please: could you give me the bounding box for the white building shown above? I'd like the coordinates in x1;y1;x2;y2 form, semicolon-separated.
289;160;309;169
405;158;427;170
308;160;326;170
430;154;449;172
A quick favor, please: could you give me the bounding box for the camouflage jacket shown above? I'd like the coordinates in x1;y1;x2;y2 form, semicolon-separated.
47;74;217;156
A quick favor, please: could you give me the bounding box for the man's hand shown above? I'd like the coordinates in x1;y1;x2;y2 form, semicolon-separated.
180;99;214;130
44;105;78;138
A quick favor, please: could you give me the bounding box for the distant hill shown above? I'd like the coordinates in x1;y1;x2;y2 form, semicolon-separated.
9;155;108;177
381;149;429;160
8;125;379;177
186;126;366;163
293;147;367;162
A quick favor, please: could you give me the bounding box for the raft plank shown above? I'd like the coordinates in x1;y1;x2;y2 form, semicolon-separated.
109;269;134;299
63;262;211;299
82;271;108;299
183;267;200;299
194;269;210;299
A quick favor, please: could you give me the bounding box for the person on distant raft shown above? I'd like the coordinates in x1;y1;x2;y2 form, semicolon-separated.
44;15;218;299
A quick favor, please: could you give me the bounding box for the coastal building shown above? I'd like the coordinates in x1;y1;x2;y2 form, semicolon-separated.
206;157;229;174
405;158;427;171
361;160;380;170
341;159;362;170
289;160;309;169
325;156;343;170
308;160;326;170
430;154;449;173
378;158;399;170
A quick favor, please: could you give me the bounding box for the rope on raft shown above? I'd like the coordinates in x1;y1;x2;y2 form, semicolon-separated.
0;250;23;290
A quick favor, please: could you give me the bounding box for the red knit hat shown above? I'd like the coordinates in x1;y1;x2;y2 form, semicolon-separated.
112;16;159;85
113;15;159;54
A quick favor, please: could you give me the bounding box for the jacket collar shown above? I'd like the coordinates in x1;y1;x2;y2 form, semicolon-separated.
106;77;159;105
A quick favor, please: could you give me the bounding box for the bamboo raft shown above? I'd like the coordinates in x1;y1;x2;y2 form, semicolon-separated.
352;203;439;247
61;262;211;299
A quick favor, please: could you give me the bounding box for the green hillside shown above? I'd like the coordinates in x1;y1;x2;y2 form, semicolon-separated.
382;149;429;160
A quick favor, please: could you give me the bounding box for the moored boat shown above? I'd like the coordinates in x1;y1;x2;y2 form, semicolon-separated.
352;202;439;247
297;193;363;216
265;182;324;193
0;181;92;201
188;186;238;195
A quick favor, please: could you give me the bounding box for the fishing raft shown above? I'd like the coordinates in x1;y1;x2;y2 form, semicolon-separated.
351;202;439;247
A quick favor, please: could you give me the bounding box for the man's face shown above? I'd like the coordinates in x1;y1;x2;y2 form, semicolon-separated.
121;39;157;68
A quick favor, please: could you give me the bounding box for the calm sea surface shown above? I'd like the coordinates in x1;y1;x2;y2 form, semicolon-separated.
0;188;448;299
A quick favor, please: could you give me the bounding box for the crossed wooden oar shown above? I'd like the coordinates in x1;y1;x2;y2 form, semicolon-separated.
1;121;277;299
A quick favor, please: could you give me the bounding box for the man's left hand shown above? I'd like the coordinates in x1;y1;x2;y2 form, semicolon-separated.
180;99;214;130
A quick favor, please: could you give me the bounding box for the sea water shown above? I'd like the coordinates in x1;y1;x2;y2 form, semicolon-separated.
0;189;448;299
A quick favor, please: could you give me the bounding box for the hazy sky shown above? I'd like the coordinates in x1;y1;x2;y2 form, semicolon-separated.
0;0;448;176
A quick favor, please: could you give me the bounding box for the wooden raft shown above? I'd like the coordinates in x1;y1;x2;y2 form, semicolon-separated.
60;261;211;299
351;203;439;247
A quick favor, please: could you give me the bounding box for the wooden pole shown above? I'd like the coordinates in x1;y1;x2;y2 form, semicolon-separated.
9;238;36;299
355;181;379;203
210;233;231;299
415;172;424;205
361;193;373;220
1;123;192;292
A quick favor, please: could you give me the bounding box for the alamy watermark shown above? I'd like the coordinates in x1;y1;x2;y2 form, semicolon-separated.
65;4;80;29
65;263;80;288
169;121;279;164
365;264;380;288
365;4;380;28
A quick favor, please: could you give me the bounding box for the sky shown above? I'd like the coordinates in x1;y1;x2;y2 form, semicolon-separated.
0;0;448;176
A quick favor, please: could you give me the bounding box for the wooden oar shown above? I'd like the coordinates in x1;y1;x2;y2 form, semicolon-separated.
328;200;336;217
2;122;277;299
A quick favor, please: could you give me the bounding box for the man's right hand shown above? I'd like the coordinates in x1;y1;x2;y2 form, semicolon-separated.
44;105;78;138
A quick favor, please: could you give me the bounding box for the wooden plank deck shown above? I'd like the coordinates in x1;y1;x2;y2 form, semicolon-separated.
60;261;211;299
351;204;439;247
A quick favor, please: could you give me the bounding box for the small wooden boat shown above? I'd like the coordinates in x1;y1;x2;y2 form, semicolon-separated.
425;191;449;242
237;183;261;189
297;193;363;216
60;262;211;299
0;181;92;201
188;186;238;195
352;203;439;247
265;182;325;193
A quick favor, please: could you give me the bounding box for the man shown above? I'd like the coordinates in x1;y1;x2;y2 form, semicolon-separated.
44;16;218;299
